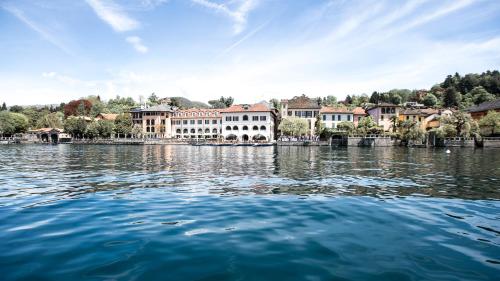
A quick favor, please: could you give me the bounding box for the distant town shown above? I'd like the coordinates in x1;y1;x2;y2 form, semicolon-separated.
1;70;499;147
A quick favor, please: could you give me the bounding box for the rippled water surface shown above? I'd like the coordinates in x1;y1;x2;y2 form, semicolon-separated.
0;145;499;280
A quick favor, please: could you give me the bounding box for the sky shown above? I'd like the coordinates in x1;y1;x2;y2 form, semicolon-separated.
0;0;500;106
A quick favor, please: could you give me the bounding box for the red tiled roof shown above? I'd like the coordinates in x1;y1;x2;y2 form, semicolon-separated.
320;106;351;113
97;113;118;120
352;107;366;115
220;103;273;113
282;95;321;109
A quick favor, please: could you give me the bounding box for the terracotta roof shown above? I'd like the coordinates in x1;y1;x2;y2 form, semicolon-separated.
282;95;321;109
172;108;221;119
401;108;439;116
467;98;500;113
320;106;351;113
352;107;366;115
96;113;118;120
220;102;273;113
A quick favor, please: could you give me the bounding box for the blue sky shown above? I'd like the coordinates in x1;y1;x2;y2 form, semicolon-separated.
1;0;500;105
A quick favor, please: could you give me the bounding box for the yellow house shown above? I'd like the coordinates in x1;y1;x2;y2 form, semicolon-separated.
399;108;453;130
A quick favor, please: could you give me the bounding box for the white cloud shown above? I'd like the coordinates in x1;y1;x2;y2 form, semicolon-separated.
1;5;72;55
126;36;148;53
191;0;259;34
86;0;139;32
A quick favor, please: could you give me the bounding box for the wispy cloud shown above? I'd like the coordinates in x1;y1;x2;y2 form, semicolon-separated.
86;0;139;32
191;0;259;34
126;36;148;53
1;5;72;55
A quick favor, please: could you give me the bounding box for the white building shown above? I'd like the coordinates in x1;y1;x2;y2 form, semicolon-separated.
171;108;222;139
320;107;354;129
220;102;277;142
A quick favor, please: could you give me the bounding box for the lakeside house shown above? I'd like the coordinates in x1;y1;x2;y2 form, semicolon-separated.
171;108;222;139
320;107;353;129
352;107;367;127
130;104;174;138
281;95;321;136
220;102;277;142
366;103;401;131
28;128;71;143
467;98;500;120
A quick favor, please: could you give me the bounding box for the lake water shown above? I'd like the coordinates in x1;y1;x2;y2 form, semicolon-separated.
0;145;499;280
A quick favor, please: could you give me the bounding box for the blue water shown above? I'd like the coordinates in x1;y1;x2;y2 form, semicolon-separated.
0;145;499;280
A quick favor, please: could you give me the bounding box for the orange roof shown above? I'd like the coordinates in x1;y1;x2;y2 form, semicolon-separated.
172;108;221;119
220;103;273;113
352;107;366;115
97;113;118;120
320;106;351;113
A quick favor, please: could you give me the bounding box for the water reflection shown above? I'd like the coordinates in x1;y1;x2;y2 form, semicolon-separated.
0;145;499;204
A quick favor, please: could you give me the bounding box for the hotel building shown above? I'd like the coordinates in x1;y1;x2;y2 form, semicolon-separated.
171;108;222;139
220;102;278;142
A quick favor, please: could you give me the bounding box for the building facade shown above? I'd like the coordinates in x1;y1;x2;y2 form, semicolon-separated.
171;108;222;139
130;104;174;138
320;107;354;129
281;95;321;136
220;102;277;142
467;99;500;120
366;103;401;131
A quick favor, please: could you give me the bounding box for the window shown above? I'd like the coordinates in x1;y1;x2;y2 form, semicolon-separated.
252;116;259;121
391;108;395;114
243;115;249;121
419;117;422;122
146;120;150;126
233;126;239;131
381;115;384;121
183;129;188;134
252;125;258;131
314;111;318;117
233;116;239;121
198;129;203;133
183;120;188;125
205;120;210;124
197;120;202;125
212;120;217;124
146;127;150;132
190;129;195;134
226;126;232;131
176;129;181;134
151;127;155;133
358;117;361;122
260;116;266;121
295;111;301;117
322;115;326;121
337;115;341;121
243;126;248;131
190;120;195;125
212;129;218;134
226;116;232;122
347;115;351;121
288;111;292;116
260;125;266;131
161;120;166;125
406;116;409;120
305;111;312;118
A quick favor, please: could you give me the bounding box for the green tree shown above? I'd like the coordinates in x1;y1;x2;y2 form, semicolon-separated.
443;87;461;108
314;115;324;136
9;105;24;113
439;111;478;138
422;93;437;107
337;121;355;134
107;96;137;114
1;102;6;111
36;112;63;129
148;93;159;106
86;121;99;139
64;117;87;138
399;120;426;144
356;116;379;136
114;113;133;137
131;124;143;138
97;120;115;138
478;110;500;136
0;112;29;135
322;95;338;106
278;118;308;136
369;91;380;104
470;86;495;105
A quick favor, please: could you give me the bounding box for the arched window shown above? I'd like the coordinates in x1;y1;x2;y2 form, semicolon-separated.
233;126;239;131
176;129;181;134
190;129;195;134
243;115;249;121
252;125;258;131
212;128;218;134
205;128;210;133
260;125;266;131
243;125;248;131
183;129;188;134
226;126;232;131
198;128;203;133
